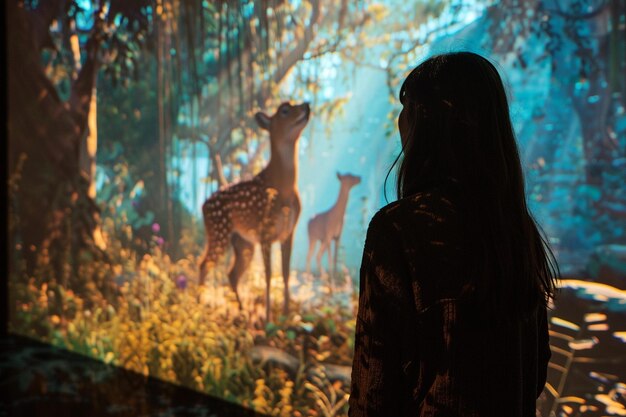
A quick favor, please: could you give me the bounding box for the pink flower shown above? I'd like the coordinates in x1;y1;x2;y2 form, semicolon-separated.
152;223;160;233
176;274;188;290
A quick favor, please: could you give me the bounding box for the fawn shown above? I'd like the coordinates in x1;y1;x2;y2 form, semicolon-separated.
306;172;361;291
199;102;310;323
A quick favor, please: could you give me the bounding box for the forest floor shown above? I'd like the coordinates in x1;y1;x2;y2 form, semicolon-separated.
8;216;626;416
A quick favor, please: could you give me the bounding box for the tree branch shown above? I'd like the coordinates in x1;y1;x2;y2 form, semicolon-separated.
383;18;461;98
28;0;68;51
69;3;107;144
271;0;322;91
212;153;229;189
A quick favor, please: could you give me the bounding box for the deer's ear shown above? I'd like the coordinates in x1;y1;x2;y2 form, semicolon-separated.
336;172;341;180
255;112;271;130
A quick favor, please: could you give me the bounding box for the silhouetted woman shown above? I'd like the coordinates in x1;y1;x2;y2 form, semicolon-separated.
348;52;559;417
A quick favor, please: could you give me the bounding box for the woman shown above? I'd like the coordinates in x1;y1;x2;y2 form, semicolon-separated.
348;52;559;416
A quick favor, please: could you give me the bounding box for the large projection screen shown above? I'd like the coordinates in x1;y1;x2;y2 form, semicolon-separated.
7;0;626;415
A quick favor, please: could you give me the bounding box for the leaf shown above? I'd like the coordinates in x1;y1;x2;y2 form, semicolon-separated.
326;319;336;334
367;3;389;22
265;322;278;337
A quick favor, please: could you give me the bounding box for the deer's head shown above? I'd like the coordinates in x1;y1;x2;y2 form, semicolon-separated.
337;172;362;189
255;102;310;144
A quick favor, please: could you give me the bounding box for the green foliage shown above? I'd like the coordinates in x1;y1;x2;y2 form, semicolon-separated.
97;69;159;181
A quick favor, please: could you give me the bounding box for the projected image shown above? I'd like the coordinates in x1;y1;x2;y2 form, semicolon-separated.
7;0;626;415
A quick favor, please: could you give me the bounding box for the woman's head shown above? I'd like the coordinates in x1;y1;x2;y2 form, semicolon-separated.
392;52;558;315
394;52;519;201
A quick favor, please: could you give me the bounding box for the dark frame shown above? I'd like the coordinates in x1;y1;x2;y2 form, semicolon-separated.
2;0;9;339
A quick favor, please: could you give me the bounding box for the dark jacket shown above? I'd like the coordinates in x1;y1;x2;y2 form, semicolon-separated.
348;185;550;417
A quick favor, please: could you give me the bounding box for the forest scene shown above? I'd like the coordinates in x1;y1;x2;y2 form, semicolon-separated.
6;0;626;415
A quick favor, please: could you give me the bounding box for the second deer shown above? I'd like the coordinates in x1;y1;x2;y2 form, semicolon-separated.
306;172;361;291
199;102;310;323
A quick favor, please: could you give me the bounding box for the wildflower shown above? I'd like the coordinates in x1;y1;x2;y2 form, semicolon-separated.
152;223;160;233
156;237;164;246
176;274;188;290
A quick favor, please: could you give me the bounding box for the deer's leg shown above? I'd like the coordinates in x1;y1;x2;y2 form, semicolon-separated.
199;240;222;286
305;237;316;274
198;242;220;307
326;241;334;295
281;234;294;317
261;242;272;323
199;201;231;286
198;245;211;286
333;236;340;286
326;239;335;276
315;241;324;276
317;239;329;277
229;233;254;311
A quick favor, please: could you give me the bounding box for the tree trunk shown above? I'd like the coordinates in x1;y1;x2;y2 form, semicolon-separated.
81;85;107;250
67;5;105;252
78;84;98;200
7;1;104;279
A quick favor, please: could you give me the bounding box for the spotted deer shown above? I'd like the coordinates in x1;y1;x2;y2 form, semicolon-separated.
199;102;310;323
306;173;361;290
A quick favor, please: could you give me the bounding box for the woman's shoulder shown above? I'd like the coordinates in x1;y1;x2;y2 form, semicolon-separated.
369;187;459;233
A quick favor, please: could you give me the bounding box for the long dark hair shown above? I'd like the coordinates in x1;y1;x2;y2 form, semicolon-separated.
387;52;559;316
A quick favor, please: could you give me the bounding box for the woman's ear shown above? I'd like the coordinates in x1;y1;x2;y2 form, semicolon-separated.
255;112;271;130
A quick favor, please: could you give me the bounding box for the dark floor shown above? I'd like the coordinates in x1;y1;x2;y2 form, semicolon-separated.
0;334;267;417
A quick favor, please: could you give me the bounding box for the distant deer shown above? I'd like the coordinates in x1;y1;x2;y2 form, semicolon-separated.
199;102;310;323
306;173;361;290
